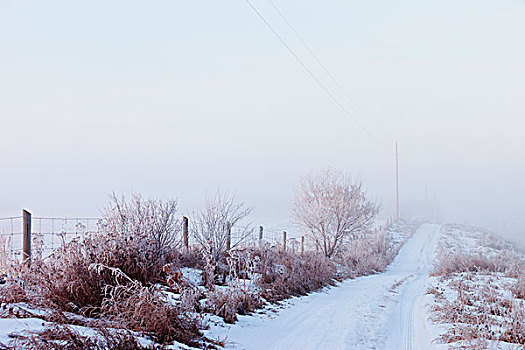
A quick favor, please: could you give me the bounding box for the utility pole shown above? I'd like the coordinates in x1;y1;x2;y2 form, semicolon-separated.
395;142;400;223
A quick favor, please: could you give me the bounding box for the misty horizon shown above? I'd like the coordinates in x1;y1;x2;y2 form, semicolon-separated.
1;0;523;241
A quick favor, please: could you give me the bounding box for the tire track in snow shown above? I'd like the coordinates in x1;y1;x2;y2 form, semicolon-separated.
385;223;440;350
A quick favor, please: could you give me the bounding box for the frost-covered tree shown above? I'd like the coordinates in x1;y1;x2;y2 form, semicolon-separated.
191;191;253;261
292;169;379;258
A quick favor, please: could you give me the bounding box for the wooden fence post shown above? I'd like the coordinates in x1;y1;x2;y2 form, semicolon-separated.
182;216;189;250
226;222;231;251
259;226;263;245
301;236;305;255
22;209;31;267
282;231;287;253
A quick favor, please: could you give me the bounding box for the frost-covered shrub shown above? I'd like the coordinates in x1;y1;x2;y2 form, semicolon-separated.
431;250;522;278
99;281;203;345
338;231;395;278
100;193;181;284
496;250;523;278
205;289;263;324
201;246;336;322
24;194;183;313
178;247;205;270
191;191;253;262
431;253;503;277
28;239;106;312
254;248;336;302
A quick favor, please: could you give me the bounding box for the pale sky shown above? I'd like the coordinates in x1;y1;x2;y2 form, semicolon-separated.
1;0;524;235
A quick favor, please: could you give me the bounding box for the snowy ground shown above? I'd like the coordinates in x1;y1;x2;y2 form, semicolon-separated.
206;223;442;350
426;225;525;349
3;223;521;349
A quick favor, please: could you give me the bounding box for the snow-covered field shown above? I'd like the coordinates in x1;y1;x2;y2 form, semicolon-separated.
426;225;525;349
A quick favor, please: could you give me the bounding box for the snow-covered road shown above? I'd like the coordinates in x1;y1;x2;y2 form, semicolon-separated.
210;223;441;350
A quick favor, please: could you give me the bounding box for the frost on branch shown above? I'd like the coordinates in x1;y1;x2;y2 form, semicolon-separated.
292;169;379;258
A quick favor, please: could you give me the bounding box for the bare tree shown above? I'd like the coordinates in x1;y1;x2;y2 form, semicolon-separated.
191;191;253;261
292;169;379;258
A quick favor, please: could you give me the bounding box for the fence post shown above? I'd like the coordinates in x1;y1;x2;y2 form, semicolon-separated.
226;222;231;251
259;226;263;245
282;231;287;253
301;236;305;255
22;209;31;267
182;216;189;250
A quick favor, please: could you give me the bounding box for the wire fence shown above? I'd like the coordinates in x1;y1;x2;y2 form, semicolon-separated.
0;214;103;272
0;216;23;270
31;217;103;261
0;212;290;271
0;210;394;272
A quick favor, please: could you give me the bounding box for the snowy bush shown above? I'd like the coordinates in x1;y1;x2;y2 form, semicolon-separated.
199;245;337;322
205;289;263;324
431;252;502;277
431;250;522;278
254;248;336;302
191;191;253;262
99;280;203;345
28;238;107;312
100;193;181;284
338;231;394;278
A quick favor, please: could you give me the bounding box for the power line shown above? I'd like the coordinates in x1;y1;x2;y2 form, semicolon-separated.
244;0;387;146
265;0;394;143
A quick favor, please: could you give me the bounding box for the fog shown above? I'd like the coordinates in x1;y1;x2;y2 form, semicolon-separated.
0;0;524;241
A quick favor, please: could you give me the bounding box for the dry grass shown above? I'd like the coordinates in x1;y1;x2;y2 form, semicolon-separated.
99;281;203;345
431;252;504;277
0;280;27;305
428;225;525;348
512;272;525;299
4;325;157;350
429;275;525;346
27;240;106;314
